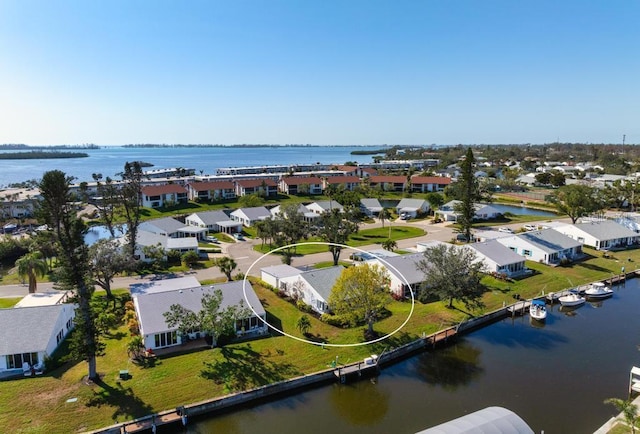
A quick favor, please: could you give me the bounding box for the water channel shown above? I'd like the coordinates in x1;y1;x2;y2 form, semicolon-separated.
187;279;640;434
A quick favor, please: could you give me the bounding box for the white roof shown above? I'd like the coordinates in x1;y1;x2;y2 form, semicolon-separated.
261;264;301;279
14;291;70;308
130;276;202;297
416;406;534;434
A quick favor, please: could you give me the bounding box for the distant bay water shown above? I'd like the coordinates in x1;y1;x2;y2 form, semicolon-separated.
0;146;386;187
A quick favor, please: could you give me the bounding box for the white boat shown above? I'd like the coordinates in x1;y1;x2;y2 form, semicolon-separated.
3;223;17;233
529;300;547;321
558;292;586;307
584;282;613;300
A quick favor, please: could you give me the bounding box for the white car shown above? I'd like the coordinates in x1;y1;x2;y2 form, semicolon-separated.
523;224;538;231
498;227;514;234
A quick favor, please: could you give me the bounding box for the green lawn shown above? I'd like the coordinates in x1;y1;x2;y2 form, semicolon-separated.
2;244;638;433
254;225;425;255
0;297;21;308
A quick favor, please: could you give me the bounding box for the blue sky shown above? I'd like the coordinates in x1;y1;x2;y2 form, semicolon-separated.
0;0;638;146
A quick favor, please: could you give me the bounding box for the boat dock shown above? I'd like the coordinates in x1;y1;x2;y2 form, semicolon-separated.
507;300;530;316
334;358;380;383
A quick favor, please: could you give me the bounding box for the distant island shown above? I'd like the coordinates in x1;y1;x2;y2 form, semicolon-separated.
350;148;388;155
122;144;384;148
0;144;99;150
0;151;89;160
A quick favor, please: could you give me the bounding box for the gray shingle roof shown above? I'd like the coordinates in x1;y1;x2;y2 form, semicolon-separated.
374;253;426;285
518;228;581;253
571;220;638;240
299;266;344;301
231;206;271;221
396;198;427;210
0;304;75;355
360;198;383;211
135;281;265;335
189;211;231;226
139;217;185;234
468;240;525;267
311;201;344;212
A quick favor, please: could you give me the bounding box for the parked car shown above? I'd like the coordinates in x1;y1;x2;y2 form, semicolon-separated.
400;212;411;220
456;233;469;242
233;233;244;240
205;235;218;243
498;227;514;234
523;224;538;231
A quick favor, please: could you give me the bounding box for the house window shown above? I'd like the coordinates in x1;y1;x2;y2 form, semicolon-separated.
6;352;38;369
56;329;64;344
522;249;532;257
66;318;73;330
154;331;178;348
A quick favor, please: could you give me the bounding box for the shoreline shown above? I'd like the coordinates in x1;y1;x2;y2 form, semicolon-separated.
87;273;636;434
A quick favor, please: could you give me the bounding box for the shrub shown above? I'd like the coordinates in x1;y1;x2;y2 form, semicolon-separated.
320;313;356;328
296;299;312;313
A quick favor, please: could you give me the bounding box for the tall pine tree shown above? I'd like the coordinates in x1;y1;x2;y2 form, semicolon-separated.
39;170;104;380
454;148;479;242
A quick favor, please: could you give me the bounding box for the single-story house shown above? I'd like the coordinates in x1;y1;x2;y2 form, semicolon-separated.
495;229;583;265
367;253;427;299
360;198;384;216
235;179;278;197
185;211;242;234
0;303;76;375
186;181;236;201
278;177;324;195
409;176;451;193
230;206;272;227
270;204;318;223
278;266;344;314
395;198;429;218
322;176;361;191
465;240;527;277
552;220;639;251
435;201;502;222
306;200;344;215
123;231;199;261
141;184;188;208
134;280;267;351
140;217;207;240
260;264;302;290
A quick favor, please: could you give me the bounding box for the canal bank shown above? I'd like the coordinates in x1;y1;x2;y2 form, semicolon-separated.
87;273;638;434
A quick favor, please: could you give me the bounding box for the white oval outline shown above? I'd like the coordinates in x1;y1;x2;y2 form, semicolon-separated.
242;241;415;347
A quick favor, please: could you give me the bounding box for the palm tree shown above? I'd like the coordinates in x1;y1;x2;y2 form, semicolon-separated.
296;315;312;336
216;256;237;281
604;397;639;433
15;252;48;293
379;208;390;228
381;239;397;252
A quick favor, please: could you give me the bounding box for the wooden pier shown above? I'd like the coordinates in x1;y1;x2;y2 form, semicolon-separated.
426;326;458;348
334;357;380;383
507;300;531;316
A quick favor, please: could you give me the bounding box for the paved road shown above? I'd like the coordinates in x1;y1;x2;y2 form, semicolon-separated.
0;215;568;299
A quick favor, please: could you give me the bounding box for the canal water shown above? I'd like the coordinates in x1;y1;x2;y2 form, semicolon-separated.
187;279;640;434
